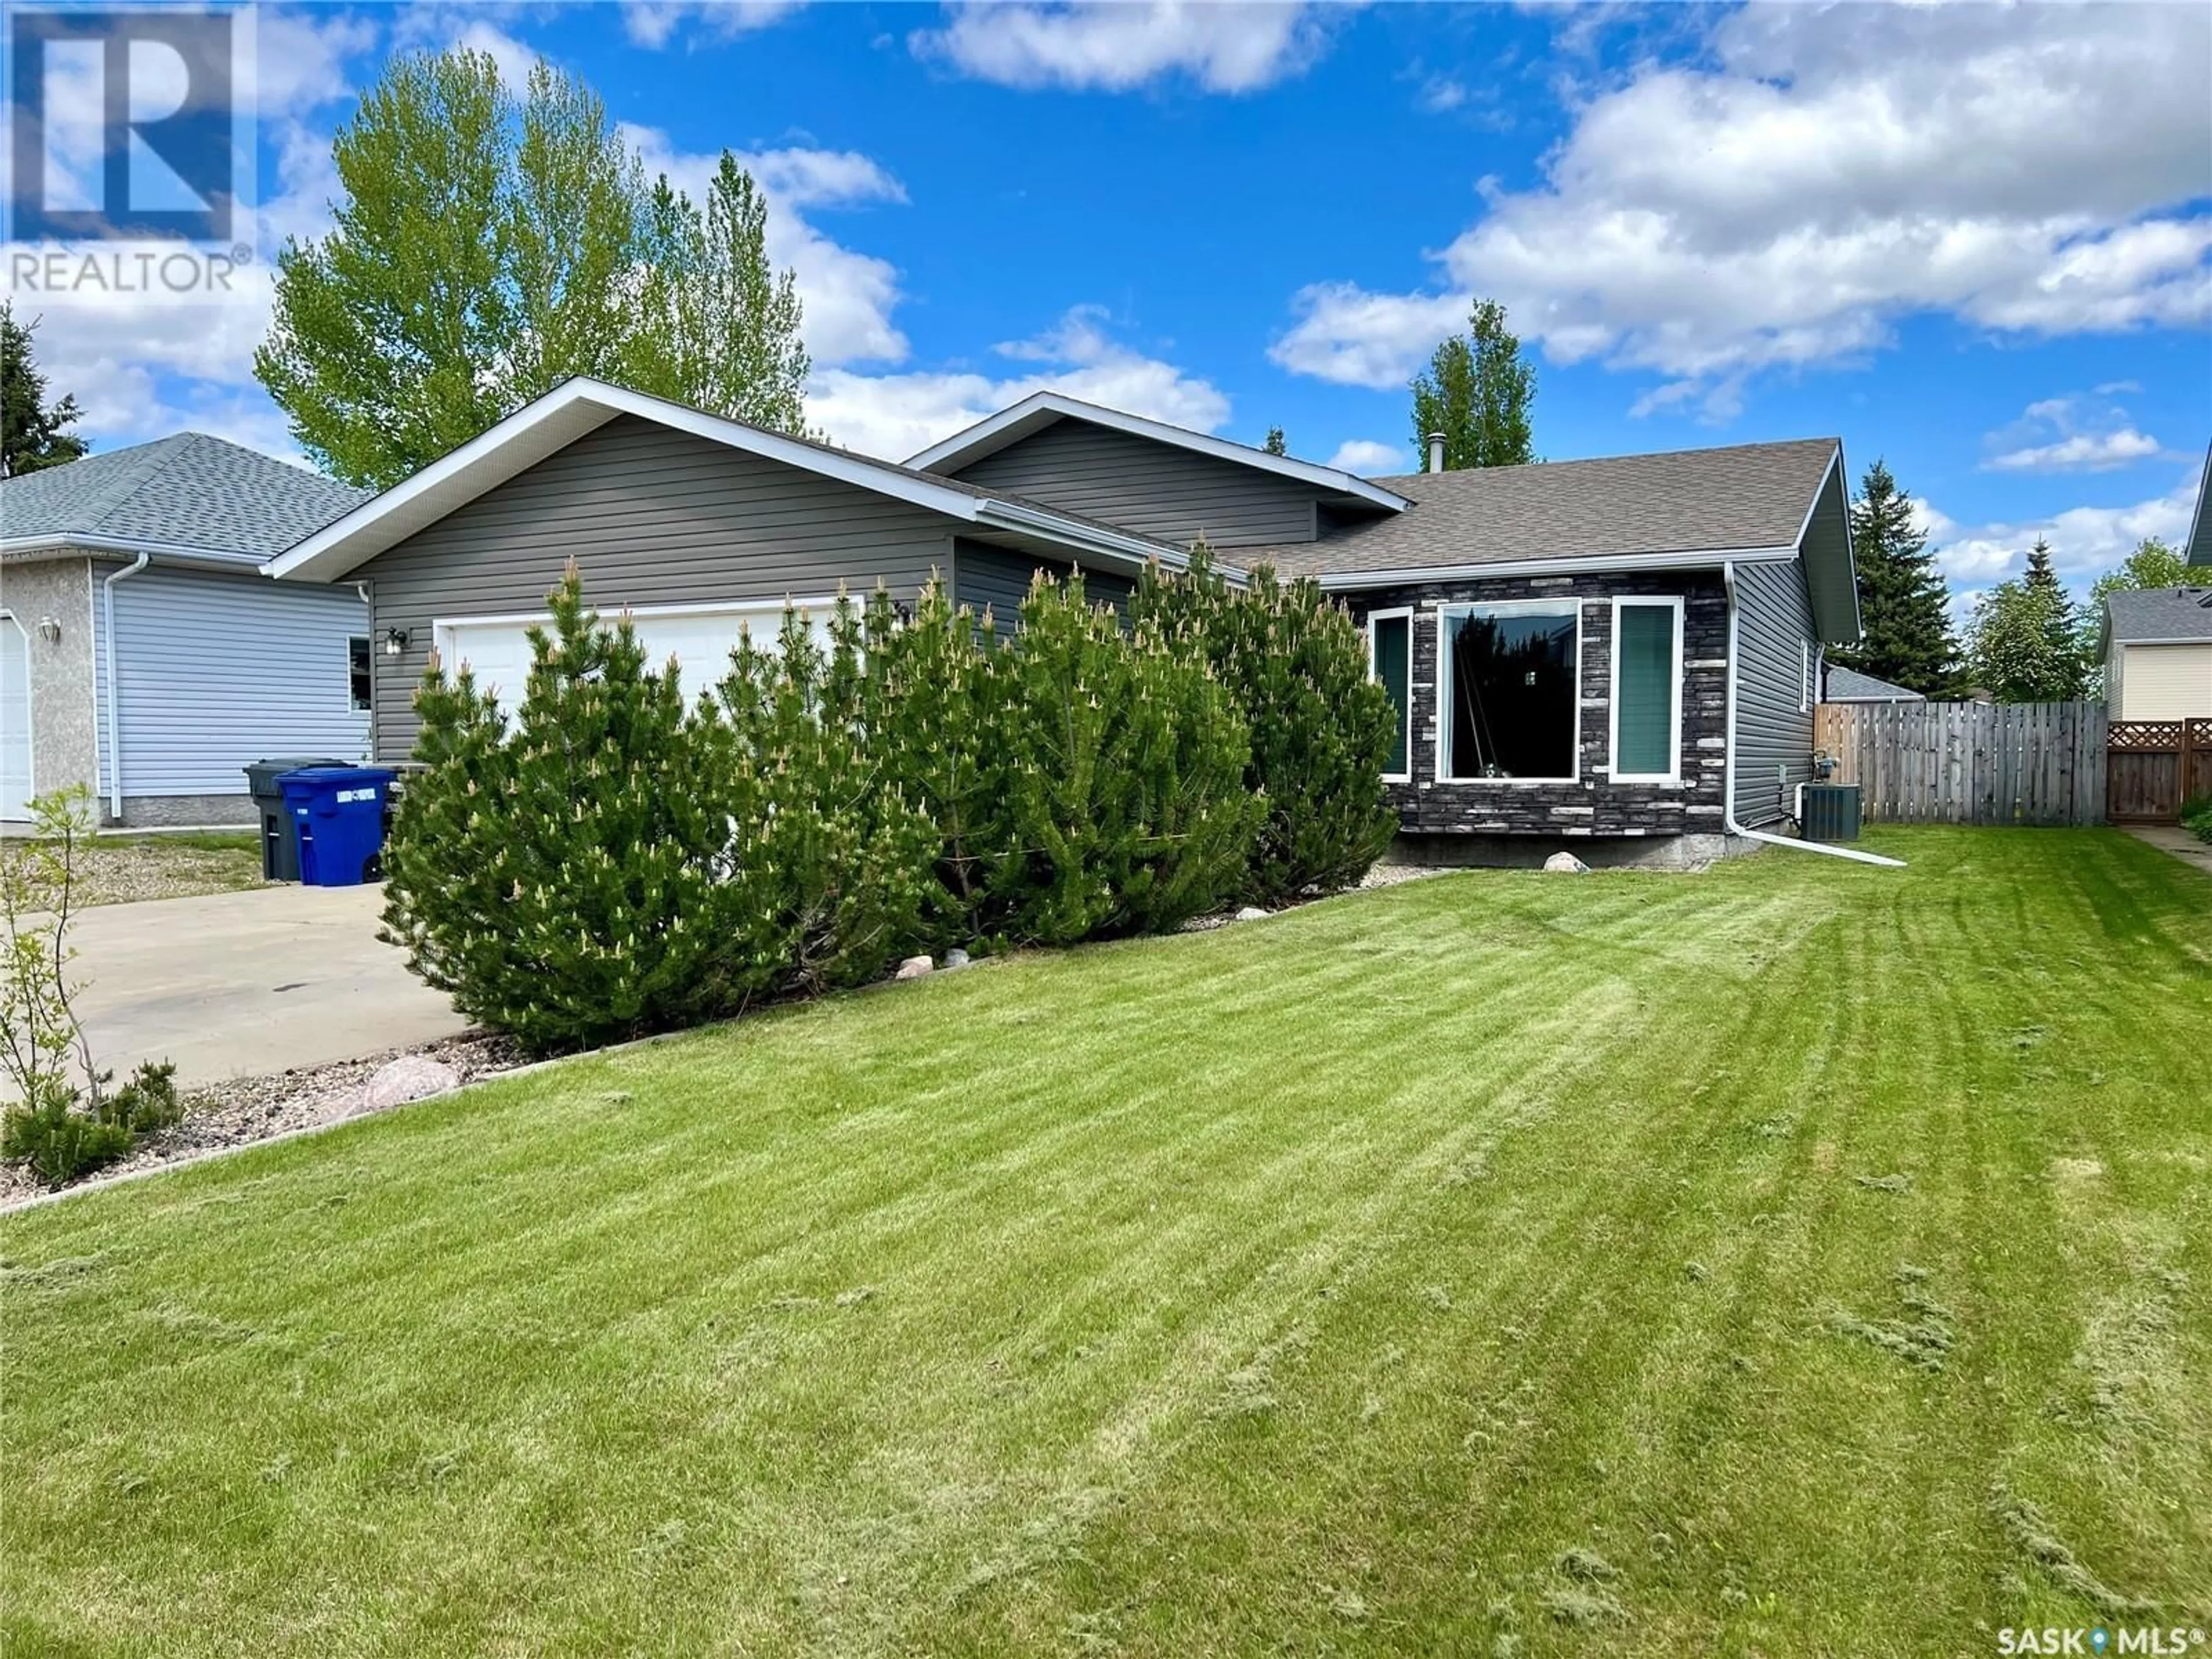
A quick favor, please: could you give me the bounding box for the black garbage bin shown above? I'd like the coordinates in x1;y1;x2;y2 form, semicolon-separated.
244;757;351;880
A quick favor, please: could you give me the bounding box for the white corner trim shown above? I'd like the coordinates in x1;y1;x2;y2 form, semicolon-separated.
1607;594;1684;786
906;389;1412;513
1365;605;1414;783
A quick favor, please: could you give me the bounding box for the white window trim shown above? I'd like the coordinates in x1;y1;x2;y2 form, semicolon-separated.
1799;641;1813;712
1366;606;1414;783
1434;599;1583;785
1608;596;1684;786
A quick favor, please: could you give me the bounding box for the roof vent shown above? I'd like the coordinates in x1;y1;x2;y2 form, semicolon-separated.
1425;431;1446;472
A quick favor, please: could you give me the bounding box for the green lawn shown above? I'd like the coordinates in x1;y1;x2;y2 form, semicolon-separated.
4;827;2207;1656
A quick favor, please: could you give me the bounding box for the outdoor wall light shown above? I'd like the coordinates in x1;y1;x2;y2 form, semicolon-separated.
36;616;62;644
382;627;410;656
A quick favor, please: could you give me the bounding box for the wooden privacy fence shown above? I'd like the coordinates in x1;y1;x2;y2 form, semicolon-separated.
1813;701;2108;827
2105;719;2212;823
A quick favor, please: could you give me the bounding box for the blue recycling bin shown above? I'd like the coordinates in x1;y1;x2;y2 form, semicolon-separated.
276;766;397;888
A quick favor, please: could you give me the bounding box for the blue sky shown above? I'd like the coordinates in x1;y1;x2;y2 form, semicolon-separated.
13;1;2210;600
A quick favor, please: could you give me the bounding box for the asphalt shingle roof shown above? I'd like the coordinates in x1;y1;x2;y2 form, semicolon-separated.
2104;586;2212;644
1823;664;1925;702
1249;438;1840;579
0;433;370;561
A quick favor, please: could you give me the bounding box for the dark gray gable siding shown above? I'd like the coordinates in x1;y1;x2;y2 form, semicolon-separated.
1729;559;1819;828
953;539;1132;639
946;419;1322;550
357;415;955;759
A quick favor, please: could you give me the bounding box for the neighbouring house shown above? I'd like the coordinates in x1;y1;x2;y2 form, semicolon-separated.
1821;664;1926;704
2099;586;2212;721
0;434;372;826
266;379;1859;867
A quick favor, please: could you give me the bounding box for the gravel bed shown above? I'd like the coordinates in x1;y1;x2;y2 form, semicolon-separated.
0;1032;523;1209
70;839;272;907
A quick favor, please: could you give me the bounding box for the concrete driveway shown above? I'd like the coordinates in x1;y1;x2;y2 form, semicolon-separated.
69;884;469;1087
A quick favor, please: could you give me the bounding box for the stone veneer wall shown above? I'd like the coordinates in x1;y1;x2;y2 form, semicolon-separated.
1;555;100;808
1347;570;1731;840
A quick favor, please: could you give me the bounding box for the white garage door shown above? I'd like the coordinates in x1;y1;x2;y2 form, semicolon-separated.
435;599;838;715
1;616;32;821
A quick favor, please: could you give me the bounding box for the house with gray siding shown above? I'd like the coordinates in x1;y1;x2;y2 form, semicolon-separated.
266;377;1859;867
1;434;371;826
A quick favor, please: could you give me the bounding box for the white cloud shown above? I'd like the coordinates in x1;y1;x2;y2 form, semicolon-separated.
1327;438;1404;475
911;2;1347;94
1925;474;2197;594
387;6;551;89
619;127;910;367
809;306;1229;461
1415;74;1467;114
622;1;806;50
1984;429;2162;475
1271;4;2212;407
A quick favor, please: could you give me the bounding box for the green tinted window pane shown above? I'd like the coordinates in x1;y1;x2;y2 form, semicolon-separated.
1615;605;1675;777
1374;615;1410;775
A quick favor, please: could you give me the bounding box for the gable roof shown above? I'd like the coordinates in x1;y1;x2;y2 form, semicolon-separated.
0;432;369;565
2103;585;2212;647
266;378;1193;584
1823;664;1926;703
906;389;1412;514
2187;442;2211;568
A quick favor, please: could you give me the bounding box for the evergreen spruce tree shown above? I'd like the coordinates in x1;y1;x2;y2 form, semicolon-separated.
1263;426;1287;457
1;304;89;476
1828;459;1958;694
1963;539;2090;703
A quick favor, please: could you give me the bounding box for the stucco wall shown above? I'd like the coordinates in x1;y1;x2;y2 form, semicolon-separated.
0;556;99;804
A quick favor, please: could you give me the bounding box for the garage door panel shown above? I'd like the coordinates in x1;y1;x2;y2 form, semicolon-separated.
437;601;834;716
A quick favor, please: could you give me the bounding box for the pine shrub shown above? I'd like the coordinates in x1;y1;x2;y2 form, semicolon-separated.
983;572;1257;944
1135;544;1397;902
380;565;728;1054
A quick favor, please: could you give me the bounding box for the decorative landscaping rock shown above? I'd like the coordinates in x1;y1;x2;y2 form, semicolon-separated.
895;955;935;980
1543;853;1591;874
944;948;972;970
357;1055;463;1114
1234;906;1270;922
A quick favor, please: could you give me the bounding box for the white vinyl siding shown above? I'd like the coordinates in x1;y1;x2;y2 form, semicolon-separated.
1;613;31;820
90;563;370;797
2112;642;2212;720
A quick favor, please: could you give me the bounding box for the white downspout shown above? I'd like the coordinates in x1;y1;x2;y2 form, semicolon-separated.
1721;560;1905;869
101;553;151;821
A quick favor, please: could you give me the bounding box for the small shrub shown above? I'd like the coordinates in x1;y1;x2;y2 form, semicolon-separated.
1135;544;1397;902
2;789;181;1188
2180;793;2212;845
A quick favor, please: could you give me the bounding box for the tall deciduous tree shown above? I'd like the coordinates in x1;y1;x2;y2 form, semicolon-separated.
1;304;89;476
256;50;810;490
1829;459;1957;694
1409;298;1535;471
2080;536;2191;692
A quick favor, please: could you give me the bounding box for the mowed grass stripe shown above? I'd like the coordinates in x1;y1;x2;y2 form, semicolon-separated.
4;827;2207;1656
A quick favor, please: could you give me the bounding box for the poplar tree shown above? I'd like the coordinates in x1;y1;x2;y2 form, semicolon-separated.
1409;297;1536;470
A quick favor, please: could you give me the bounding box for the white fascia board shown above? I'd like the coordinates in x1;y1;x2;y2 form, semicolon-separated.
1312;544;1798;590
908;391;1412;514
